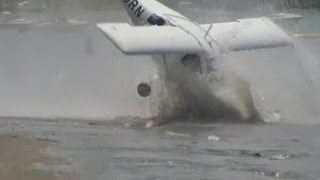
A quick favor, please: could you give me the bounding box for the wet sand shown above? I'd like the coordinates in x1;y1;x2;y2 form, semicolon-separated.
0;135;75;180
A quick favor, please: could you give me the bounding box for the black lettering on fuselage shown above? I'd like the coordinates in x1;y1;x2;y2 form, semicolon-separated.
124;0;145;18
134;6;145;18
128;0;138;11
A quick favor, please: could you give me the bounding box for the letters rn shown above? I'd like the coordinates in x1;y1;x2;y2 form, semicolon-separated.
124;0;145;18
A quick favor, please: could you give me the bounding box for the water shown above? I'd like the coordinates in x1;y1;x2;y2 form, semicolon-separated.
0;0;320;179
1;117;320;179
0;23;158;119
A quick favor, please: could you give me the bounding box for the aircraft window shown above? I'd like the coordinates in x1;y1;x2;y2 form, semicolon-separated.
147;14;165;26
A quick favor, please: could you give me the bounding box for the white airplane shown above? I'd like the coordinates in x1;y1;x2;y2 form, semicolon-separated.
97;0;291;97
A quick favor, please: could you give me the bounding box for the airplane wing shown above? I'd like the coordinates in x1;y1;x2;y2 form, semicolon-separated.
97;23;202;55
202;17;291;52
97;18;290;55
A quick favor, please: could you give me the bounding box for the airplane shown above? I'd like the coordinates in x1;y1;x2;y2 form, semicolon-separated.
97;0;292;97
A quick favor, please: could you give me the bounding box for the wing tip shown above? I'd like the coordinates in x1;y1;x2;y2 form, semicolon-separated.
97;23;131;54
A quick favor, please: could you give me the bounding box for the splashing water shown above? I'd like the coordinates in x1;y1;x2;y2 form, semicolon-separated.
149;55;261;122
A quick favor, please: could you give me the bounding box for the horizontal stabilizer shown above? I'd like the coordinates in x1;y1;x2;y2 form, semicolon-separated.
97;23;202;55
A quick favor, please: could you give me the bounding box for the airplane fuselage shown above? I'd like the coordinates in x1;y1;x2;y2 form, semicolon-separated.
122;0;219;72
98;0;291;97
123;0;146;18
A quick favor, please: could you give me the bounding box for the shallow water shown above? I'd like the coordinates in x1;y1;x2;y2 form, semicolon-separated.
0;117;319;179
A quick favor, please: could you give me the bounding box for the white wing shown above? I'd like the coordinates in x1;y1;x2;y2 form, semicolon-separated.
97;23;202;55
202;17;291;52
97;18;290;55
